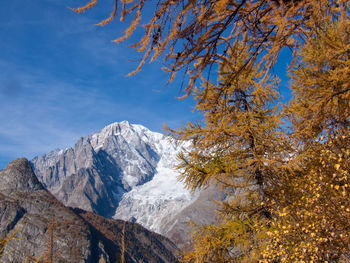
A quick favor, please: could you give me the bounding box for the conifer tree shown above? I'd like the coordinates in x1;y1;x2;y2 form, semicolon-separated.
167;42;289;262
261;18;350;262
71;0;348;95
43;217;59;263
171;18;349;263
70;1;350;261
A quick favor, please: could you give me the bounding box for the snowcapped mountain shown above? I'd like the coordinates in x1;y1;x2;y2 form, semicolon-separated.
30;121;222;248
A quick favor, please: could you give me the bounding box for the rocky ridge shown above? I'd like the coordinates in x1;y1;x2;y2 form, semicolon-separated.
30;121;223;249
0;158;179;263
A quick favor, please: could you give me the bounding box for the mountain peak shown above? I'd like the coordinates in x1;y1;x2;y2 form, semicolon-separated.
102;121;151;135
0;158;43;194
119;120;130;125
30;121;218;249
89;121;163;152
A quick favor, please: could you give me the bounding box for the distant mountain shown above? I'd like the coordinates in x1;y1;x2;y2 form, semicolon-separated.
30;121;223;248
0;158;179;263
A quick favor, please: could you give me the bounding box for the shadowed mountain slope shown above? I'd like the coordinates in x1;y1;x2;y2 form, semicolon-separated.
0;158;179;263
30;121;224;249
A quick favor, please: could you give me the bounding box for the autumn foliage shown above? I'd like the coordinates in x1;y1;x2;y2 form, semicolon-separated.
175;19;349;262
262;20;350;262
71;0;349;96
71;0;350;262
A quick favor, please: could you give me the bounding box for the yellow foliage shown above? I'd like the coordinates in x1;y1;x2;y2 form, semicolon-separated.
261;19;350;262
174;18;349;263
95;0;117;26
70;0;349;94
167;42;289;262
0;224;23;261
99;254;106;263
69;0;97;13
70;1;350;262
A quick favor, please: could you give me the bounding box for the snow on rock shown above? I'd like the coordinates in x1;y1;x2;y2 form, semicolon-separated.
31;120;197;234
113;136;197;233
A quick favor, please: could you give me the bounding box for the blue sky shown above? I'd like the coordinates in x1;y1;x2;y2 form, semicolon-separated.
0;0;291;169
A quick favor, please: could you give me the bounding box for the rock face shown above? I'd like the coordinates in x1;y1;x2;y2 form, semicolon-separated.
30;121;223;249
74;209;179;263
158;185;228;249
30;121;190;219
0;158;179;263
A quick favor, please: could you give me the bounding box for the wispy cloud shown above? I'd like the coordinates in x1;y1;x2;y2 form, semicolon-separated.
0;0;200;169
0;58;196;160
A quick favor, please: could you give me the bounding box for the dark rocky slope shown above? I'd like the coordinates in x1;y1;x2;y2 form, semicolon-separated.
30;122;224;249
0;158;179;263
74;209;179;263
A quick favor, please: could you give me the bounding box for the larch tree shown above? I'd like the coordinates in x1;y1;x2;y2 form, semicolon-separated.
166;42;290;262
70;0;349;96
261;18;350;262
173;18;350;262
70;0;350;262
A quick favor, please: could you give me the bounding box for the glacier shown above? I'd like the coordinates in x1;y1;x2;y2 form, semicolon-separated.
30;121;221;248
